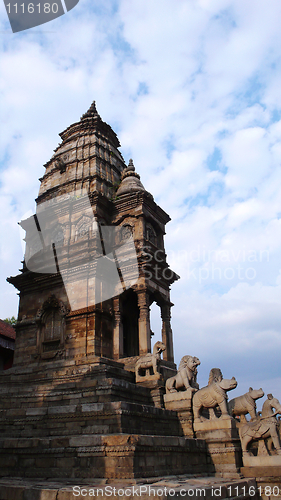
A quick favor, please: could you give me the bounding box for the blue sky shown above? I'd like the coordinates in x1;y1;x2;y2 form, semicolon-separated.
1;0;281;404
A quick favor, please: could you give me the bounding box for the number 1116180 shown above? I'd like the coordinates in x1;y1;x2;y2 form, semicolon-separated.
226;485;280;497
6;3;59;14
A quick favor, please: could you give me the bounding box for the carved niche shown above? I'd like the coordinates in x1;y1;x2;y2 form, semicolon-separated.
146;223;157;246
75;215;92;241
36;295;68;359
121;224;133;241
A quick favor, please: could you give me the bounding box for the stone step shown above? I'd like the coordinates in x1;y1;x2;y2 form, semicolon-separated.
0;401;182;438
0;476;259;500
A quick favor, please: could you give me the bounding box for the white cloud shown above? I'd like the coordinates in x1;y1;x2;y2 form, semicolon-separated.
220;127;270;194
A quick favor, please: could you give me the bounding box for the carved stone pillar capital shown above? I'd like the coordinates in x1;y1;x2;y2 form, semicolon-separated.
160;304;171;321
137;290;150;307
113;297;121;320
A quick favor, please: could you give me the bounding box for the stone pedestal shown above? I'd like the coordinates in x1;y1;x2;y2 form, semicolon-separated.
135;373;165;408
164;389;194;437
242;455;281;467
194;417;242;476
241;463;281;499
135;360;177;408
135;370;162;384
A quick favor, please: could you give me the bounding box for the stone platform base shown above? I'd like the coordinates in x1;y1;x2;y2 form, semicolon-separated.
136;375;166;408
0;476;259;500
0;357;191;479
0;434;209;480
164;389;194;437
194;418;242;476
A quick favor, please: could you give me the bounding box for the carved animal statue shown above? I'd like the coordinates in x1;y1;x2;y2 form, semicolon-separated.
135;341;166;380
239;394;281;456
208;368;223;384
165;355;200;393
193;370;237;423
228;387;264;422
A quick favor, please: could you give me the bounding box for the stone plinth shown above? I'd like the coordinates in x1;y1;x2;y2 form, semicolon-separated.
164;389;194;438
194;417;242;476
135;360;177;408
241;465;281;499
194;416;239;439
136;371;162;384
164;389;193;410
242;455;281;467
136;374;166;408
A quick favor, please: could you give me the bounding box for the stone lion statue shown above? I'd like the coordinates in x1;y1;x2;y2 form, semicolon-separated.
193;368;237;423
135;341;166;382
165;355;200;393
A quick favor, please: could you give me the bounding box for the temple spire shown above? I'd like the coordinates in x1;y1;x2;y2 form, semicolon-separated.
80;100;99;120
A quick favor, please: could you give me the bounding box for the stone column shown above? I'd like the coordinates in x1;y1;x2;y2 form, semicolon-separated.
161;304;174;362
113;297;123;360
137;291;151;355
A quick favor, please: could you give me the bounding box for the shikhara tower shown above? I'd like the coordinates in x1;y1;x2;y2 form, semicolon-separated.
9;101;178;367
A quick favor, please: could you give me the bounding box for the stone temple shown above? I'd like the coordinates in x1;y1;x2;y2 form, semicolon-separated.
1;102;281;498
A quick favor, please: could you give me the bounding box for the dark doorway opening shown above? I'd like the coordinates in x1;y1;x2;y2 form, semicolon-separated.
121;290;139;357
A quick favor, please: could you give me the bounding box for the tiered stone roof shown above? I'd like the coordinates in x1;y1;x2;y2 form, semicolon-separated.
37;101;126;204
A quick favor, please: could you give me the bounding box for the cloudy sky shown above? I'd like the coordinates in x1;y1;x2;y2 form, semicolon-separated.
1;0;281;404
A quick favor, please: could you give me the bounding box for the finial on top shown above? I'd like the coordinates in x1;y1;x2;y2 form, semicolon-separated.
127;159;135;171
80;101;99;120
121;159;139;181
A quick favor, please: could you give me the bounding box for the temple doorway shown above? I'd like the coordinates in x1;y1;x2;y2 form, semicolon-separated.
121;289;139;357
